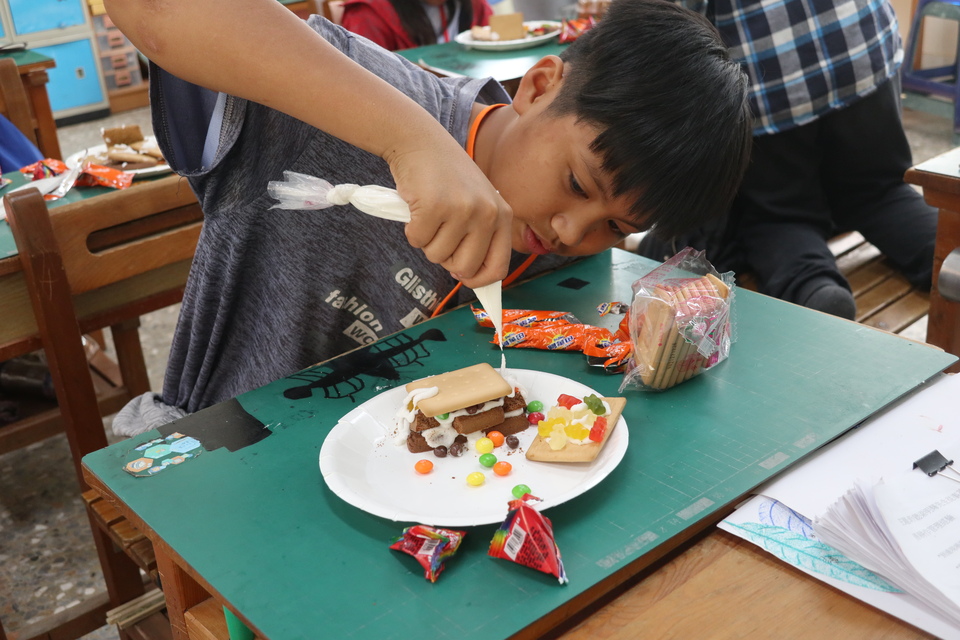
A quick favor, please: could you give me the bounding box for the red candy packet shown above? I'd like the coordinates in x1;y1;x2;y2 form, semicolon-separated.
488;495;568;584
389;524;466;582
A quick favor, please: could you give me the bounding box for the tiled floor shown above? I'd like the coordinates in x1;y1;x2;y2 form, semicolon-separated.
0;100;957;640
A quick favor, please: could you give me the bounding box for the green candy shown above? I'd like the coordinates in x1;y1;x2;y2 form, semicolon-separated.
512;484;532;499
437;413;449;420
479;453;497;467
526;400;544;413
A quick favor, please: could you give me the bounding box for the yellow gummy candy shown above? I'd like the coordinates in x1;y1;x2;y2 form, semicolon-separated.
548;430;567;450
565;424;589;440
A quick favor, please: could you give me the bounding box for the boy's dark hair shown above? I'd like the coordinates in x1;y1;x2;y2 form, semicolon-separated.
552;0;751;239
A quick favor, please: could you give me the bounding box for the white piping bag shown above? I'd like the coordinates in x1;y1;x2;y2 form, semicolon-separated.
268;172;506;357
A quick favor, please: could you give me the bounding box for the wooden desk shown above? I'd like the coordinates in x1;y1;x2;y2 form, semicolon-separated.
396;39;566;95
905;147;960;374
81;249;955;639
0;50;62;160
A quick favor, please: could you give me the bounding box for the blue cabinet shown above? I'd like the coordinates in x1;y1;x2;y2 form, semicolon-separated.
32;38;104;113
9;0;86;35
0;0;109;120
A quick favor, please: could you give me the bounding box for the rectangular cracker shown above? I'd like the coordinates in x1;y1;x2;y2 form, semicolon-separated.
405;363;512;418
102;124;144;146
525;397;626;463
490;13;525;40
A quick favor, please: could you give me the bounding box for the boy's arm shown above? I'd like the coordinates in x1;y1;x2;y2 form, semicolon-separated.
103;0;510;287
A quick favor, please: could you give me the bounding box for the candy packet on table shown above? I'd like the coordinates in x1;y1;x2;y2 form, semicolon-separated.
559;16;596;43
20;158;67;179
389;524;466;582
620;247;736;392
488;494;568;584
470;306;579;328
75;164;134;190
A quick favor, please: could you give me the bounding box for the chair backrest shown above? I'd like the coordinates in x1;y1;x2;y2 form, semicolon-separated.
4;175;202;487
0;58;37;148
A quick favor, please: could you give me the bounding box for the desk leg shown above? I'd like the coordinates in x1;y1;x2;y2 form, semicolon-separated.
155;544;211;640
928;204;960;373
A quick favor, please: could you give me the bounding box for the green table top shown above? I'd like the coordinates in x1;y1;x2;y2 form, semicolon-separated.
0;48;55;67
83;250;957;639
396;39;566;83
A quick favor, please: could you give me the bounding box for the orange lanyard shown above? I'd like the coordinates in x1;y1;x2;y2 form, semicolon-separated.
430;103;535;318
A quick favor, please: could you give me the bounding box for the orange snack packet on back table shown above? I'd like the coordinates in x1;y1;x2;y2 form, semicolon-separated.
75;164;134;190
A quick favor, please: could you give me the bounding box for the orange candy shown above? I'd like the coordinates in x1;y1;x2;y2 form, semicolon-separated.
493;461;512;476
414;459;434;474
486;430;505;447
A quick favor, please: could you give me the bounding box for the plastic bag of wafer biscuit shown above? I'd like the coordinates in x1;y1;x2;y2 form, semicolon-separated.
620;247;736;392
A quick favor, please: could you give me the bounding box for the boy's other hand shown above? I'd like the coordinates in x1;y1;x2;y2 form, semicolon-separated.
393;147;512;289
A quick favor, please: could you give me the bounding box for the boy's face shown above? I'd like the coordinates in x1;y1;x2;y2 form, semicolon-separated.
482;58;648;257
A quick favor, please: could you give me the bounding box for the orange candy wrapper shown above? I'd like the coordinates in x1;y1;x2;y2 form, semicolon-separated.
19;158;133;192
470;306;579;328
473;305;634;373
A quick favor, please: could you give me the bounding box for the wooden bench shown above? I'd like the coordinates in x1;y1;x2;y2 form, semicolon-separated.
733;231;930;336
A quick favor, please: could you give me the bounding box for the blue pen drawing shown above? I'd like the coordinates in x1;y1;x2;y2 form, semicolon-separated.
725;498;902;593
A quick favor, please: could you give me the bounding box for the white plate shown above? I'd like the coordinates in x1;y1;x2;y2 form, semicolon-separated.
319;368;628;527
65;137;171;178
454;21;561;51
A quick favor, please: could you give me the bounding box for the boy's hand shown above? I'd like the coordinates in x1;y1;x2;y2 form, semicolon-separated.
391;146;512;289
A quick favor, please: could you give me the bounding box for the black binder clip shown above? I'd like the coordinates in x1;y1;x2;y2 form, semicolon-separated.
913;450;960;484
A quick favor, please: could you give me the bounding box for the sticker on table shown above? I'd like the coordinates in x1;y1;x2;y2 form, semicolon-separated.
123;432;203;477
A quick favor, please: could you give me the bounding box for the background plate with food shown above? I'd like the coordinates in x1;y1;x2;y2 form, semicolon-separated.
66;125;171;177
455;20;562;51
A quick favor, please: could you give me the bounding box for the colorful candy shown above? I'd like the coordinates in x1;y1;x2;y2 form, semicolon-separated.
512;484;532;499
527;411;545;424
466;472;486;486
414;459;433;474
479;453;497;468
493;461;512;476
475;437;494;454
526;400;544;413
486;430;505;447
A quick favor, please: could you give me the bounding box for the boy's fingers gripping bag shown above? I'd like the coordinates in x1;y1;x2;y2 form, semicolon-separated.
620;247;736;392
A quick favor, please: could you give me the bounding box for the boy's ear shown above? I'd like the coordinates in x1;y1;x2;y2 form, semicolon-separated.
513;55;565;115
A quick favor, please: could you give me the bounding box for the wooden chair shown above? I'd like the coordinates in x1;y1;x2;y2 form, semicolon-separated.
3;176;202;640
0;57;38;150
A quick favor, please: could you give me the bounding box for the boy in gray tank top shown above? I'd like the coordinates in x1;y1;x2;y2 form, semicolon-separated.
106;0;752;435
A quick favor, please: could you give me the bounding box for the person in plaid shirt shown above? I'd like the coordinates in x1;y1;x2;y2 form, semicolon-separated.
640;0;938;319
